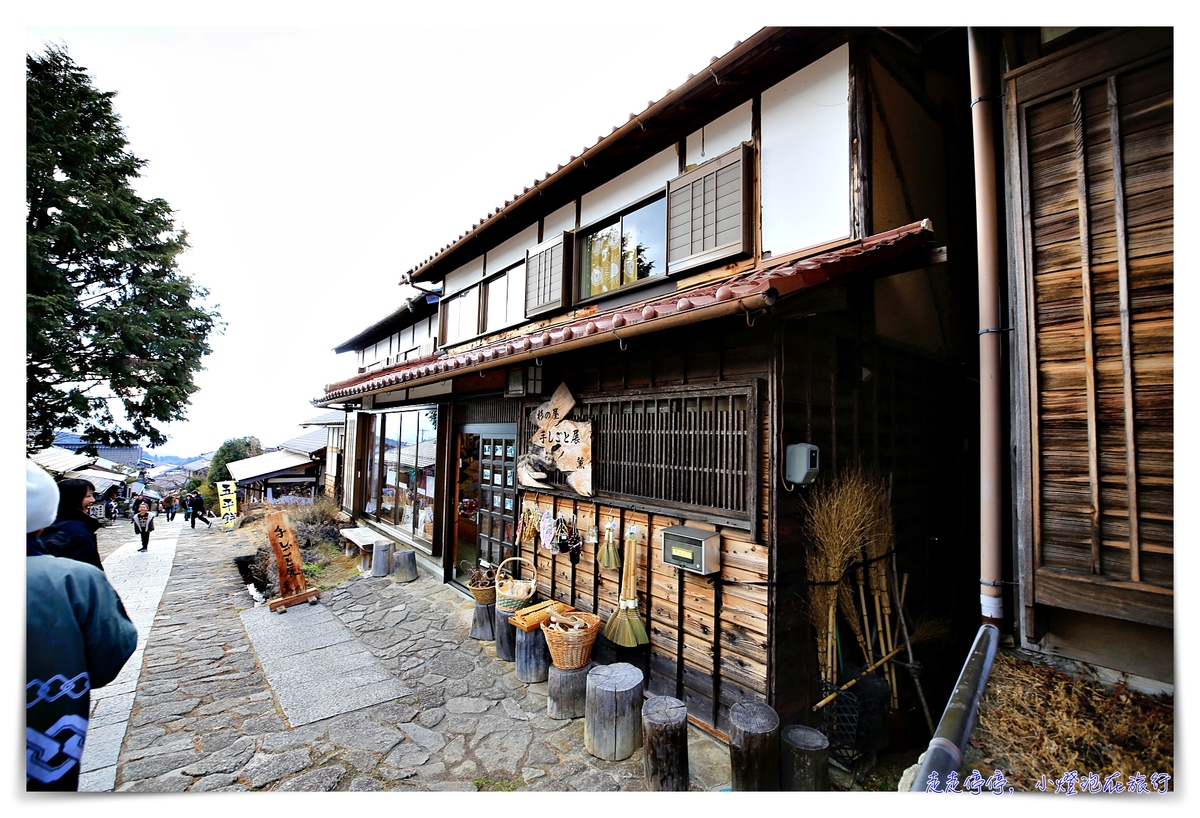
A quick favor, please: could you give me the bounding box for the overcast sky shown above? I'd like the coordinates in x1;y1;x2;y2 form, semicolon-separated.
15;3;1187;463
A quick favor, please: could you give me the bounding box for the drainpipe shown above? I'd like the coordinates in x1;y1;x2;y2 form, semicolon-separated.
969;28;1004;626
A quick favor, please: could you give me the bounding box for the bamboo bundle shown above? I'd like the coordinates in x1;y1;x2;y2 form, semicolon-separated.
801;464;879;684
862;475;898;707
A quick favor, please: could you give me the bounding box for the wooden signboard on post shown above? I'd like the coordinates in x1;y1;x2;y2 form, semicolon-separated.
266;511;321;612
517;382;593;496
217;480;238;530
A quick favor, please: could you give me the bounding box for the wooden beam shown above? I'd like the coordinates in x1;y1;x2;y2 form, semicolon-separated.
1108;75;1142;584
1072;88;1102;576
1034;567;1172;630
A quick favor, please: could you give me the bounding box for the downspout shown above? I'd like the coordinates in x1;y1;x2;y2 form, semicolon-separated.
969;28;1004;626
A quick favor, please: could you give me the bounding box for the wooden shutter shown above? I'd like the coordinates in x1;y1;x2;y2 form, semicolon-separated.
525;232;574;318
1008;29;1172;629
667;143;754;274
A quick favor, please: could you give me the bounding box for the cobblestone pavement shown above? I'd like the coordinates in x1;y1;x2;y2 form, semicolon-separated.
87;514;731;792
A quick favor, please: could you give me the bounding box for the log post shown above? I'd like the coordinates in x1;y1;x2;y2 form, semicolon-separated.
548;663;590;720
515;625;551;683
584;663;644;761
495;608;516;662
393;549;417;582
781;725;829;791
642;695;689;792
469;602;495;640
728;701;781;791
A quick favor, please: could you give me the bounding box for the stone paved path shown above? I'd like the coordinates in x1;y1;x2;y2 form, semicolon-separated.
84;512;731;792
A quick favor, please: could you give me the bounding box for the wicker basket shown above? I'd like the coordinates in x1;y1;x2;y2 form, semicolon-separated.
541;611;602;670
462;561;497;605
495;556;537;611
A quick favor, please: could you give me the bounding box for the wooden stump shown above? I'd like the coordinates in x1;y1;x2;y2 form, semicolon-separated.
515;625;551;683
393;549;417;582
584;663;644;761
729;701;781;791
495;608;516;662
547;663;590;720
642;695;689;792
781;725;829;791
469;602;495;640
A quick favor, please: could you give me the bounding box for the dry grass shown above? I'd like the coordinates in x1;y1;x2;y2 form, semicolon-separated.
967;652;1173;789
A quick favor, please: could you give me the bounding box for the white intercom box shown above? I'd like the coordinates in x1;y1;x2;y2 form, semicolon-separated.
785;443;820;485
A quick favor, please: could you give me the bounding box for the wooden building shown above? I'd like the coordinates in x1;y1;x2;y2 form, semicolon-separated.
313;27;1173;733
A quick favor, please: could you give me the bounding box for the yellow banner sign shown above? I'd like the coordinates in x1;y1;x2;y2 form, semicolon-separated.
217;480;238;530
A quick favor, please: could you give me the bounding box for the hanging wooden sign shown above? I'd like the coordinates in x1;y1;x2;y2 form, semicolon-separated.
518;382;593;496
265;511;321;612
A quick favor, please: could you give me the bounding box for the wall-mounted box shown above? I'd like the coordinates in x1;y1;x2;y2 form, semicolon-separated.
661;525;721;575
785;443;819;485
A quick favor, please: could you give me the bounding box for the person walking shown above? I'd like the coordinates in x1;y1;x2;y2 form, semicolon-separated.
164;494;176;522
132;501;155;551
188;491;212;528
26;461;138;791
41;479;104;572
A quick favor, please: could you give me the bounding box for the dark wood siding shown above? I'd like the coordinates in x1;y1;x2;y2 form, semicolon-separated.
1008;29;1172;630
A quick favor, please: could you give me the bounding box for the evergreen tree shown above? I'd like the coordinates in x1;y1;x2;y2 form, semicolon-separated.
207;437;263;487
27;44;220;453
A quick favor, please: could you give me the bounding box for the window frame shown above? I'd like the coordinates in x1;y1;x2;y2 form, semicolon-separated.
574;189;669;305
666;142;755;276
520;380;760;531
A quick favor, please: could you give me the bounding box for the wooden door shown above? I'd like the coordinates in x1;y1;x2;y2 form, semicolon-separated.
1007;29;1173;633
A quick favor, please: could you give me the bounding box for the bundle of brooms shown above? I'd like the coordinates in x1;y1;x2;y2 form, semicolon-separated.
801;463;881;686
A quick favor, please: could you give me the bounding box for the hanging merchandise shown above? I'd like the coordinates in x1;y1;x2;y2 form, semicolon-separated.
599;519;620;569
567;518;583;565
519;508;539;550
555;516;571;553
603;524;649;647
540;510;556;552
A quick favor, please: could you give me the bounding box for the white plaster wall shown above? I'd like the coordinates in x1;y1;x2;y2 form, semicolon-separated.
685;100;752;167
760;44;850;256
580;147;678;226
543;202;577;238
486;223;540;273
442;255;486;297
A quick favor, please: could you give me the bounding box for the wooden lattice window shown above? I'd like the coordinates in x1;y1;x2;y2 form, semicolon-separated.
667;143;754;274
525;232;573;318
526;382;759;527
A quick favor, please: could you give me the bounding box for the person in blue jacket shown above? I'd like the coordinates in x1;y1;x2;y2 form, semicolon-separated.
40;478;104;571
26;461;138;791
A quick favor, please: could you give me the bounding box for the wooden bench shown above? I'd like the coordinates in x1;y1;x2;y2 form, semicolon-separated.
340;527;389;573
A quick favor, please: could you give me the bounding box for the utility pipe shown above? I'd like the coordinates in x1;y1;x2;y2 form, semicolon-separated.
908;624;1000;791
968;28;1004;626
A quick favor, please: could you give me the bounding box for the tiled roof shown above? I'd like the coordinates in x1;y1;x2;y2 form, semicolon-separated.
278;429;328;456
319;220;935;405
300;411;346;427
226;450;315;484
30;446;95;475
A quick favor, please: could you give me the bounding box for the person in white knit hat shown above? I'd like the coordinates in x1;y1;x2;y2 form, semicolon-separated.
26;460;138;791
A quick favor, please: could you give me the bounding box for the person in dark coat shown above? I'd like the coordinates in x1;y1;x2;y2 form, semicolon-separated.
40;479;104;572
26;460;138;791
188;492;212;528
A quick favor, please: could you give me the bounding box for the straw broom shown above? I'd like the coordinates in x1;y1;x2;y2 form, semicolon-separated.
801;464;877;685
604;527;649;646
599;520;620;570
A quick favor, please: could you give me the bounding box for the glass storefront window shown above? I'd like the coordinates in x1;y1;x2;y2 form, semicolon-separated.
361;405;439;551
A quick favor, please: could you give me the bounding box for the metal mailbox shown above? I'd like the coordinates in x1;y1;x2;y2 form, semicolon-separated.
660;525;721;575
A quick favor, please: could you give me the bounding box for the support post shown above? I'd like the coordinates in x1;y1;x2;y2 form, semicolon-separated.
781;725;829;791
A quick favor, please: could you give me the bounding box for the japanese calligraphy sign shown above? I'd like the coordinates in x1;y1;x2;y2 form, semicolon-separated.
217;480;238;530
265;512;309;601
518;382;593;496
